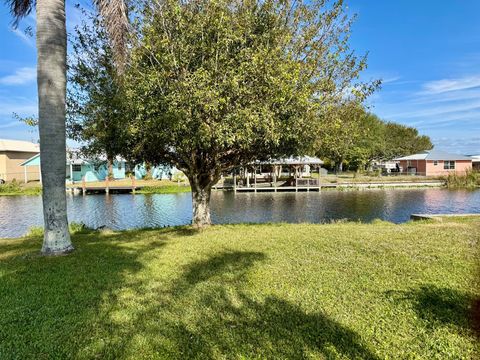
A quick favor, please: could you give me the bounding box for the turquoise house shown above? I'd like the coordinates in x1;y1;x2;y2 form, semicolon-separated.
134;163;179;180
22;153;181;183
67;158;126;182
21;153;127;183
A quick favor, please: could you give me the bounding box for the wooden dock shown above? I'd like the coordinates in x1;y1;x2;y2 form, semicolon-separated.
67;176;143;195
69;185;141;194
232;180;444;192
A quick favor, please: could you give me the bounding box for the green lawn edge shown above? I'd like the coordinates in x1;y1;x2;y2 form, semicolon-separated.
1;219;478;359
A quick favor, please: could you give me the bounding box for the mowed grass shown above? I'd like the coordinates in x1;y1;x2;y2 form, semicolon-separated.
0;219;479;359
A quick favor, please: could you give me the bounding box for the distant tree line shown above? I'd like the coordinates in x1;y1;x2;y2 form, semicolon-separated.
316;105;432;172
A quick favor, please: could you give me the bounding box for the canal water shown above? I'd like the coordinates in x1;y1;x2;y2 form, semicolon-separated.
1;188;479;238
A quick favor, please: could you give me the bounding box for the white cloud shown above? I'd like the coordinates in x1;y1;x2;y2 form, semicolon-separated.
0;67;36;86
381;76;401;84
410;87;480;105
432;137;480;155
421;75;480;94
385;98;480;120
9;28;35;48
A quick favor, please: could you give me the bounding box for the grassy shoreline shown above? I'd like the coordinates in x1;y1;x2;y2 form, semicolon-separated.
1;219;478;359
0;181;42;196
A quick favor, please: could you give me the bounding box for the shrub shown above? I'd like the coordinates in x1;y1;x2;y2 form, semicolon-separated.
445;170;480;189
0;180;22;193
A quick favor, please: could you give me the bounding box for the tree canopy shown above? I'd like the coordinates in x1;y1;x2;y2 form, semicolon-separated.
124;0;375;225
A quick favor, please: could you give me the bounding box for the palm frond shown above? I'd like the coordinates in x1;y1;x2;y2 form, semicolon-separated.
5;0;34;26
95;0;130;73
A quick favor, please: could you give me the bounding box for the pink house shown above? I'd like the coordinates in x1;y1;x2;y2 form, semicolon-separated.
395;149;472;176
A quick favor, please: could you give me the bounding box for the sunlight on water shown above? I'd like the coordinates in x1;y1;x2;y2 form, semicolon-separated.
0;188;479;238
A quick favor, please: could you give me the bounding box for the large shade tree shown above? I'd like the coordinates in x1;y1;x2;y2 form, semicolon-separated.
125;0;374;227
6;0;129;254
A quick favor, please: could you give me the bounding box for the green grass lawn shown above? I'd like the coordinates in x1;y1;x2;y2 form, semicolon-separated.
0;219;478;359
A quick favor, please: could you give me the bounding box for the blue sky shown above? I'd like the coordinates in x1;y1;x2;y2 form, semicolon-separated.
0;0;479;154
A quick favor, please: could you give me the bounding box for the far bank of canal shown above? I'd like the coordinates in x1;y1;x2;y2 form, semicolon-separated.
1;188;479;238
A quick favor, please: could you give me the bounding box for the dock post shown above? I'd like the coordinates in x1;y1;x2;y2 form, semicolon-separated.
131;175;136;194
273;171;277;192
318;166;321;192
82;177;86;196
106;176;110;195
254;166;257;193
233;171;237;193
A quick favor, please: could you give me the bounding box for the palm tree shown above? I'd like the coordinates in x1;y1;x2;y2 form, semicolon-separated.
6;0;129;255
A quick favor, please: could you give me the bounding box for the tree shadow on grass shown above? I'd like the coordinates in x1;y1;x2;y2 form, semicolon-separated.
94;250;380;359
0;231;379;359
385;285;478;336
0;229;165;359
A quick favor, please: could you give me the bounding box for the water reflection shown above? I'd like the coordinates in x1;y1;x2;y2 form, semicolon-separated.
0;188;479;238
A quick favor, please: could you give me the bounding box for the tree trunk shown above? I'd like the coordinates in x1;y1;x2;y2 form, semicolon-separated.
336;160;344;173
107;157;114;180
189;175;213;228
37;0;73;255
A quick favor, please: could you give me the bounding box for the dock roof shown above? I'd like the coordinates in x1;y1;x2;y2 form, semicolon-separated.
259;156;324;166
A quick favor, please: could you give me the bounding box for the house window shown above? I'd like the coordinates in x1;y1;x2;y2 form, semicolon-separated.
433;161;438;166
117;162;122;170
444;161;455;170
407;160;412;167
72;164;82;172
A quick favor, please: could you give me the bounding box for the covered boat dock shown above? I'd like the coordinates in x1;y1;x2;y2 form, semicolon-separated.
233;156;324;192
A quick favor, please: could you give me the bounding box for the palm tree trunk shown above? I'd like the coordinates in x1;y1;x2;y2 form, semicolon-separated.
37;0;73;255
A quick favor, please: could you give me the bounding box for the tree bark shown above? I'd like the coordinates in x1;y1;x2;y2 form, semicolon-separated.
107;157;114;180
336;160;344;173
189;175;213;228
37;0;73;255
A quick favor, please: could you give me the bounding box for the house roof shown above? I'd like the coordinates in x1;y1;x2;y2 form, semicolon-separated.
20;153;40;166
471;155;480;163
66;149;126;165
0;139;39;153
22;150;127;166
395;149;472;161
